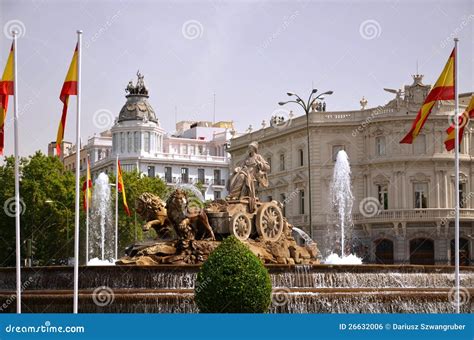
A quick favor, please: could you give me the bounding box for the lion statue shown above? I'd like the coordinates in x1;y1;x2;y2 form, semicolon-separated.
136;192;175;239
166;188;215;240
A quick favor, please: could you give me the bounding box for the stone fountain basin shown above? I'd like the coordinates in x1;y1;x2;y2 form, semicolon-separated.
0;265;472;313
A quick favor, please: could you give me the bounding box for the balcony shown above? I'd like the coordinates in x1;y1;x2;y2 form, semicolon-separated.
352;208;474;225
213;179;225;186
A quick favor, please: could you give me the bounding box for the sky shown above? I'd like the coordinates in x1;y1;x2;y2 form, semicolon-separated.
0;0;473;157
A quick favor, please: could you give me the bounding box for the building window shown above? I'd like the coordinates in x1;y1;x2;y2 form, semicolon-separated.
134;132;140;152
214;169;222;185
181;168;189;183
375;136;385;156
374;239;394;264
214;191;221;199
450;238;470;266
144;132;150;152
198;168;205;184
459;183;466;208
332;145;345;161
414;183;428;208
409;238;434;265
112;134;117;153
298;148;304;166
120;132;126;153
377;184;388;210
413;135;426;154
299;190;305;215
127;132;132;153
165;167;172;183
198;145;203;155
279;154;285;171
147;165;155;177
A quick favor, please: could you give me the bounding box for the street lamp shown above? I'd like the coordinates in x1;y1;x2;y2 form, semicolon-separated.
45;200;70;242
279;89;333;239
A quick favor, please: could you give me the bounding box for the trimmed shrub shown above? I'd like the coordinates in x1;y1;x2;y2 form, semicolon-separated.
195;236;272;313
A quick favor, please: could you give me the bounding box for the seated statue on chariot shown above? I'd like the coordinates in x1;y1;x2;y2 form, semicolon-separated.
228;142;270;212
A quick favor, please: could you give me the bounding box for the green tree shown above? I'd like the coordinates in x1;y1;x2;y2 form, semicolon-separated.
0;152;75;266
0;152;172;266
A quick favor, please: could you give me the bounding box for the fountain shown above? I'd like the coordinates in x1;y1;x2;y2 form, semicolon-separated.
1;144;472;314
88;172;115;265
325;150;362;264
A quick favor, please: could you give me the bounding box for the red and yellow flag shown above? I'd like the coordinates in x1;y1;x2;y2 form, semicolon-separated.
0;43;14;155
444;95;474;151
82;157;92;211
56;44;78;156
117;160;131;216
400;48;455;144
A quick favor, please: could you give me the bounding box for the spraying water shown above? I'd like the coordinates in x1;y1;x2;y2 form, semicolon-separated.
325;150;361;264
88;172;115;265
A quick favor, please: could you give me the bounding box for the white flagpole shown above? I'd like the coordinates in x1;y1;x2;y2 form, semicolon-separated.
12;30;21;314
453;37;460;314
85;153;89;264
115;154;119;260
73;30;83;314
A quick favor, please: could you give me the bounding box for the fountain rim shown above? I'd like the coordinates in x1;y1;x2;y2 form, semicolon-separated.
1;263;473;273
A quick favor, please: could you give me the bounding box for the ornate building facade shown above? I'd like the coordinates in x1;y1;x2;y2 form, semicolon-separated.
227;74;473;265
51;73;232;200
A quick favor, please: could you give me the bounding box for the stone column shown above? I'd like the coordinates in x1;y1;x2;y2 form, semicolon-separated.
402;172;407;208
436;171;440;208
444;171;449;208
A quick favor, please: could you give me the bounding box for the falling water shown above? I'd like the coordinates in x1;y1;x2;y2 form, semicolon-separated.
89;172;115;264
326;150;361;264
2;265;472;313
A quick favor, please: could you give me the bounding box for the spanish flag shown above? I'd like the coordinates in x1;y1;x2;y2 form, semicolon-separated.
117;160;131;216
82;157;92;211
55;44;78;156
0;43;14;155
400;48;455;144
444;95;474;151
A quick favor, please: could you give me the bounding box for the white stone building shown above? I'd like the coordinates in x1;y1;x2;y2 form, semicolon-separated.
53;74;232;200
227;74;473;265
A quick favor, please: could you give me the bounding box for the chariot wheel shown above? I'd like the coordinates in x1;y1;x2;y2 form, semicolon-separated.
230;212;252;241
256;202;284;241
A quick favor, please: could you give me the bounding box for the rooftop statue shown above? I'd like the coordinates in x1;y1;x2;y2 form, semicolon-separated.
125;70;149;96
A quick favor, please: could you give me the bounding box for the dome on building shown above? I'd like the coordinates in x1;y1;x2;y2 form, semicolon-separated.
117;71;158;124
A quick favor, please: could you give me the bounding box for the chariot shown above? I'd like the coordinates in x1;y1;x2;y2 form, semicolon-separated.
206;198;285;242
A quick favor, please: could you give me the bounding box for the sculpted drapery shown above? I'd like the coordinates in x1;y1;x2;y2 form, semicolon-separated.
228;142;270;201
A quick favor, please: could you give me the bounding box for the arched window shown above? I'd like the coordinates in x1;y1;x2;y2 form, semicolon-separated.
374;239;394;264
298;148;304;166
450;238;470;266
409;238;434;265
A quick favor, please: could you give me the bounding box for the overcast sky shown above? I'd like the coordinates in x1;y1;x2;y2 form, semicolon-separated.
0;0;473;157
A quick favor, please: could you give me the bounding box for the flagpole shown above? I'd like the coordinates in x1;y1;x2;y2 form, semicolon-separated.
12;30;21;314
85;153;89;264
73;30;82;314
115;154;119;260
453;37;460;314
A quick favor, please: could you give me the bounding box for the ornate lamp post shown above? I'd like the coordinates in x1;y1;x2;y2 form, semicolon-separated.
279;89;333;239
